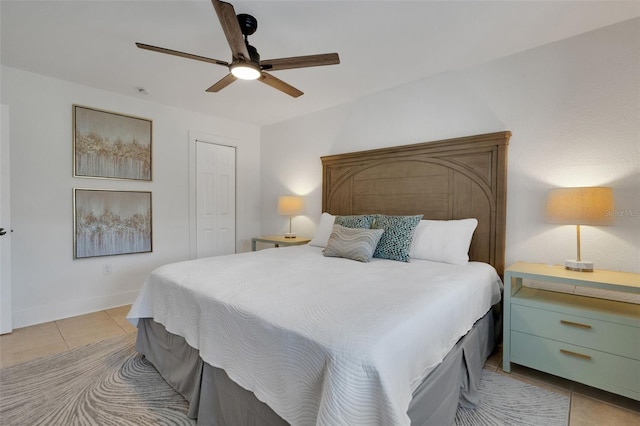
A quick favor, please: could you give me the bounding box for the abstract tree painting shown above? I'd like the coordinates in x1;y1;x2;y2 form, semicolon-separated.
73;105;152;181
74;189;152;259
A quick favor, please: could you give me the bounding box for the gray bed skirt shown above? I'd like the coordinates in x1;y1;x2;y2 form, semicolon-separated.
136;307;498;426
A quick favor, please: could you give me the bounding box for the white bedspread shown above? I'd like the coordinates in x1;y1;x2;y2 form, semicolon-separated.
128;245;502;426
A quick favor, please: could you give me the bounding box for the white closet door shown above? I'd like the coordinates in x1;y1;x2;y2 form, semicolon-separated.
196;141;236;258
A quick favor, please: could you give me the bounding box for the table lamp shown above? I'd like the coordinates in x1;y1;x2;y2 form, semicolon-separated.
278;196;304;238
545;187;613;272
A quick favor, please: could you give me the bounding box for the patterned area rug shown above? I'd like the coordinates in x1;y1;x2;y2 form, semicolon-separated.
0;334;193;426
455;370;570;426
0;334;569;425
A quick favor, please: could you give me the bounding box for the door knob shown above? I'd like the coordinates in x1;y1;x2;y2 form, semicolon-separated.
0;228;6;236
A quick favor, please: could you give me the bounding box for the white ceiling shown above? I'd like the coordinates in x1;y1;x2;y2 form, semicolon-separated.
2;1;639;126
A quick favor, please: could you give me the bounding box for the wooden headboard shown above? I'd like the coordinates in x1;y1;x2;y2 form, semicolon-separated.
321;131;511;277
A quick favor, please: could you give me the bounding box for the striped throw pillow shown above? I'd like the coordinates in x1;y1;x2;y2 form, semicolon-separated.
323;225;384;263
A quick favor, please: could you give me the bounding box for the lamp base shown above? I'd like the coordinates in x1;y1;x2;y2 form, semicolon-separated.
284;232;296;239
564;259;594;272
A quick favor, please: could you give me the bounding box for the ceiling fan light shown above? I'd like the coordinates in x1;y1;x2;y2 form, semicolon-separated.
230;63;261;80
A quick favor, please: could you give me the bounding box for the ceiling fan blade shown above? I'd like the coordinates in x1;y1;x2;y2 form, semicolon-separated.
261;53;340;71
206;73;237;92
259;72;303;98
136;42;229;66
211;0;250;60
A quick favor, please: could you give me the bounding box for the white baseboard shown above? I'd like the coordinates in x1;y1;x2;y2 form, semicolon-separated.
12;291;140;329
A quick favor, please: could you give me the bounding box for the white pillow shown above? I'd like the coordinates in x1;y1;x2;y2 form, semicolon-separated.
308;212;336;247
409;219;478;265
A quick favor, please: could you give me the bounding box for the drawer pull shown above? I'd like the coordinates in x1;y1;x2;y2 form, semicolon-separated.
560;349;592;360
560;319;592;329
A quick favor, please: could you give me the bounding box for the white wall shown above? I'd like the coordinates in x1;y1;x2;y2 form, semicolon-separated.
261;19;640;274
2;66;261;328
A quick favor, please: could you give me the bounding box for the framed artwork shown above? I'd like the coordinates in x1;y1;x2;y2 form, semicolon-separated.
73;105;152;181
74;188;152;259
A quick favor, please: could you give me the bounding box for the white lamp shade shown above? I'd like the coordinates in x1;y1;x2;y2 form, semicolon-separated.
546;187;614;226
278;196;304;216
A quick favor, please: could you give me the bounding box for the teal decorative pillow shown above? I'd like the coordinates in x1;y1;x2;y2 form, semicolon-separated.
372;214;423;262
323;225;384;263
334;215;374;229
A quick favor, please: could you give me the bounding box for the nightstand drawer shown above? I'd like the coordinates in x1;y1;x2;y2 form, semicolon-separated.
511;304;640;360
511;331;640;400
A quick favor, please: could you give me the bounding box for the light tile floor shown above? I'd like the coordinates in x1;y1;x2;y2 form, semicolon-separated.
0;306;136;368
1;308;638;425
483;346;640;425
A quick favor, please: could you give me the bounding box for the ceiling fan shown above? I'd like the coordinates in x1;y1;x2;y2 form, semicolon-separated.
136;0;340;98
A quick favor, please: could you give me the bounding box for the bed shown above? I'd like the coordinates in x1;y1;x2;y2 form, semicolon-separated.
128;131;511;426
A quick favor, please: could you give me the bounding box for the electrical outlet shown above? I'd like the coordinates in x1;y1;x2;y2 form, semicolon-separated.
103;264;112;275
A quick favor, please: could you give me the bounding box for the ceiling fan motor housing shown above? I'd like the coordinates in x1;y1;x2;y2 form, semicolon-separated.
246;44;260;64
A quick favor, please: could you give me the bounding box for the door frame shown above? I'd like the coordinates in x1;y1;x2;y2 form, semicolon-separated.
188;131;238;260
1;104;12;334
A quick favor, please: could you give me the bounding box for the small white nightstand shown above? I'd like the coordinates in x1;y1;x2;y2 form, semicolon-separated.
251;235;311;251
503;262;640;401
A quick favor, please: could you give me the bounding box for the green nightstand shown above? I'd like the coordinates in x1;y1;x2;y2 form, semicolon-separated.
503;262;640;400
